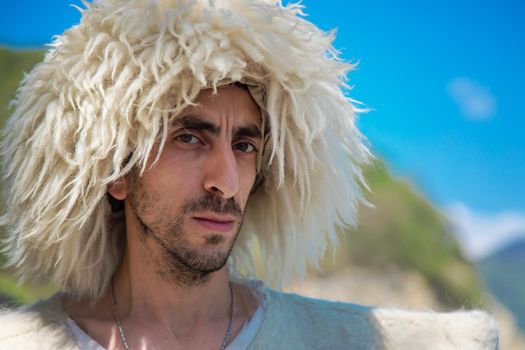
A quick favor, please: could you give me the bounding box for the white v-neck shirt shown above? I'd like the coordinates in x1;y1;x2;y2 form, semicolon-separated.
66;281;267;350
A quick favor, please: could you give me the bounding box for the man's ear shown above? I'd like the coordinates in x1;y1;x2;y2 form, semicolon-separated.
108;177;129;200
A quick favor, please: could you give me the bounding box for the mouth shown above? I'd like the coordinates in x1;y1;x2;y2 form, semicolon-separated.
192;214;237;233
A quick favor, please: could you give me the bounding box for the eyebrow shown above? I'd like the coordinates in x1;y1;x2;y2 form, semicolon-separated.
175;115;262;139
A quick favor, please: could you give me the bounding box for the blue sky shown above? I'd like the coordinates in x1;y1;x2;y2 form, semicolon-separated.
1;0;524;259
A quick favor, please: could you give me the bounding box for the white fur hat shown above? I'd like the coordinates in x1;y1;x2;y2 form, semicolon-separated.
0;0;371;299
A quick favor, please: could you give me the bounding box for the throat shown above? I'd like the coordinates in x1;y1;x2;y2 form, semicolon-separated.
109;275;238;350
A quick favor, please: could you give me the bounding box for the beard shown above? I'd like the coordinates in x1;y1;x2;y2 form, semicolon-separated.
127;176;244;287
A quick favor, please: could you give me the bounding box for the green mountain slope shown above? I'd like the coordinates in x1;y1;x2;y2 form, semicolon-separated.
0;48;50;304
0;47;45;124
323;161;487;309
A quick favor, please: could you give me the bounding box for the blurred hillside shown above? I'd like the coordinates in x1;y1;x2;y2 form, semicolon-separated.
0;47;44;123
0;47;52;305
0;46;524;348
326;161;486;309
480;239;525;332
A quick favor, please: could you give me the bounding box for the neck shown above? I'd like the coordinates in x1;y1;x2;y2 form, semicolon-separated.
112;240;232;334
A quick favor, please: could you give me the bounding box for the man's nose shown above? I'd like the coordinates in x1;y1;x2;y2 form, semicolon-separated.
203;144;240;199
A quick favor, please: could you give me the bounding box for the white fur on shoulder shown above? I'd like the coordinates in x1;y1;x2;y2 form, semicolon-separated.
373;308;499;349
0;296;77;350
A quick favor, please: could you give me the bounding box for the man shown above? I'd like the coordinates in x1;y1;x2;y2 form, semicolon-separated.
0;0;498;349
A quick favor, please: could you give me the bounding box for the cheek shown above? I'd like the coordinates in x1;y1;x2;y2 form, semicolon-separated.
156;148;205;184
142;161;203;206
237;165;257;204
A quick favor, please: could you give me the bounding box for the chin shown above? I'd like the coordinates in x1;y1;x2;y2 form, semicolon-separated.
203;233;228;245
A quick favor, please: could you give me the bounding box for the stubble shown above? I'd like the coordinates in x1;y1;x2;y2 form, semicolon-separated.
127;174;243;287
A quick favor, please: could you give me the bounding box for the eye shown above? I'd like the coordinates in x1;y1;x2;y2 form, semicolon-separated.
234;141;257;153
175;133;201;144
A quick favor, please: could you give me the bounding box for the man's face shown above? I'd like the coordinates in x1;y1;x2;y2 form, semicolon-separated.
118;85;262;286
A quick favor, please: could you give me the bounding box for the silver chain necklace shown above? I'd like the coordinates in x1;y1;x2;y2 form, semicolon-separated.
110;279;235;350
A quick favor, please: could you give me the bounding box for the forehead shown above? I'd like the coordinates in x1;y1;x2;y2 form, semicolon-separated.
178;85;262;128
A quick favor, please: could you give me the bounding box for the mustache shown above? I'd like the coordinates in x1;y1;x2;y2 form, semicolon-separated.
181;193;243;218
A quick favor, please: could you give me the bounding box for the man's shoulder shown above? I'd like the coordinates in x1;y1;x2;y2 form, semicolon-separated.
265;288;374;327
251;287;498;349
253;288;380;348
0;294;78;350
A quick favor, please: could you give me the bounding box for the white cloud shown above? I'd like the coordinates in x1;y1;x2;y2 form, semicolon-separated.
446;77;497;121
444;202;525;260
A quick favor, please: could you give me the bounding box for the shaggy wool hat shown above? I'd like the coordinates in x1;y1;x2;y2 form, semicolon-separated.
0;0;371;299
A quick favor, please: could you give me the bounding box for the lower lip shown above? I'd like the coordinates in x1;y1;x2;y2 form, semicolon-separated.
193;218;235;233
